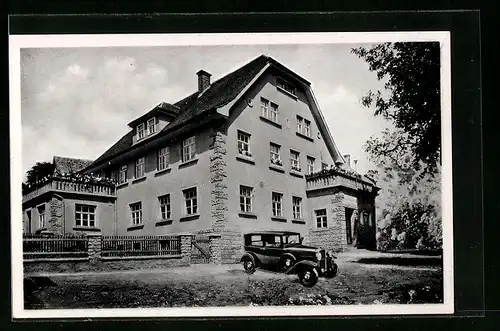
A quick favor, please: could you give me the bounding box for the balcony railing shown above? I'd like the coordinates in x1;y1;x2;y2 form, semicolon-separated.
23;178;116;203
305;169;376;192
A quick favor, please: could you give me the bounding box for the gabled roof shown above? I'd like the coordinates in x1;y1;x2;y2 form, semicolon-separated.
53;156;93;175
88;55;270;169
87;54;343;170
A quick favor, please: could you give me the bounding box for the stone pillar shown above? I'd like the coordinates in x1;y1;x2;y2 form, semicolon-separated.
87;233;102;264
48;196;64;234
209;130;228;232
179;234;193;266
209;233;222;265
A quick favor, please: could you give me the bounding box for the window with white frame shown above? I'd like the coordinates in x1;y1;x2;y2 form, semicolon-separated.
297;116;311;137
277;77;297;96
147;118;156;135
158;194;171;219
292;197;302;220
75;204;96;227
261;97;269;118
183;187;198;215
315;209;327;228
37;205;45;228
157;147;170;171
137;123;145;140
240;185;253;213
135;157;145;178
270;103;279;123
130;202;142;225
118;165;127;184
261;97;279;123
307;156;316;174
270;142;282;165
237;130;251;157
272;192;283;217
182;136;196;162
290;150;300;171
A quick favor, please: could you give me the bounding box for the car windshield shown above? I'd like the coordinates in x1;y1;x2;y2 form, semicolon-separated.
284;234;301;245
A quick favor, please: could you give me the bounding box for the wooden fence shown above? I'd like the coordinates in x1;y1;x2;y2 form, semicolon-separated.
23;233;89;260
101;235;181;258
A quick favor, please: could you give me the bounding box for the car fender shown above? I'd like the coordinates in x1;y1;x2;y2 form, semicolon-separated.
240;252;259;266
284;259;318;275
280;252;297;264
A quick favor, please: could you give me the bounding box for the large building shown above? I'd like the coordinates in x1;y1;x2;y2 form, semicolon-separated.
22;55;379;254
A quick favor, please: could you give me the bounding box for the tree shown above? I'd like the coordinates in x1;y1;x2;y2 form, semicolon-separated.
25;162;54;186
352;42;441;172
368;144;442;250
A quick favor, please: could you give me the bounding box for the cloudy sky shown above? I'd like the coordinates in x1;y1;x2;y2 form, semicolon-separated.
21;43;392;176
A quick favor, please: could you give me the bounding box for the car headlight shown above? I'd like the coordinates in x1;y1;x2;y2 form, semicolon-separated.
315;251;322;260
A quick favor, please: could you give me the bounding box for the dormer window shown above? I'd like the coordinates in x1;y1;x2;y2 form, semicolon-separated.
147;118;156;135
137;123;145;140
136;117;156;142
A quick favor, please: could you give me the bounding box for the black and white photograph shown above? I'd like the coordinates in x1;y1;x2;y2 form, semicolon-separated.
9;32;453;318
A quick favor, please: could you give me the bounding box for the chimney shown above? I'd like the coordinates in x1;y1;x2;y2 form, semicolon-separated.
343;154;351;168
196;70;211;93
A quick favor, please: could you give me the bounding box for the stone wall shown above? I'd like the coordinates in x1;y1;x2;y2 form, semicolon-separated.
48;196;63;234
220;230;243;264
209;130;229;232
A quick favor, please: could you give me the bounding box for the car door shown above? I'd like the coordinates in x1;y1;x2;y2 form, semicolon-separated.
262;235;283;267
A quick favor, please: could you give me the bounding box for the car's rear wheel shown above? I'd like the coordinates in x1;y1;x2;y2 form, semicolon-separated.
298;267;318;287
242;256;256;274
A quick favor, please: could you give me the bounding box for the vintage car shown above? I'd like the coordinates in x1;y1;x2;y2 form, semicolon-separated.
240;231;338;287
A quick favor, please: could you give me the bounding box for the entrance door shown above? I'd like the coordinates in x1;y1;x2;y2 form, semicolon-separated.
345;208;354;245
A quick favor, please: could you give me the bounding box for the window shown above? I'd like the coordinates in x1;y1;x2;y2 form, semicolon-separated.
322;162;329;170
157;147;170;171
261;97;279;123
292;197;302;220
297;116;311;137
261;97;269;118
135;157;145;178
118;165;127;184
130;202;142;225
316;209;327;228
147;118;156;135
182;136;196;162
290;150;300;171
183;187;198;215
158;195;171;219
75;204;96;227
237;131;251;157
270;103;279;123
270;143;282;165
307;156;316;174
240;185;253;213
37;205;45;228
272;192;283;217
137;123;145;140
263;234;282;248
277;77;297;96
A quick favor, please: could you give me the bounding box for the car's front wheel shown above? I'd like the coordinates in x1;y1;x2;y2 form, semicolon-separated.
298;267;318;287
242;256;256;274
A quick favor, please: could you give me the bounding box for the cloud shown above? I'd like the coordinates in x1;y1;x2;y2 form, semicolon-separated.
22;56;189;174
314;84;391;174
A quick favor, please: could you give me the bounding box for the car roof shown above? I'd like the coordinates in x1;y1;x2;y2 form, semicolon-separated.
244;231;300;236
